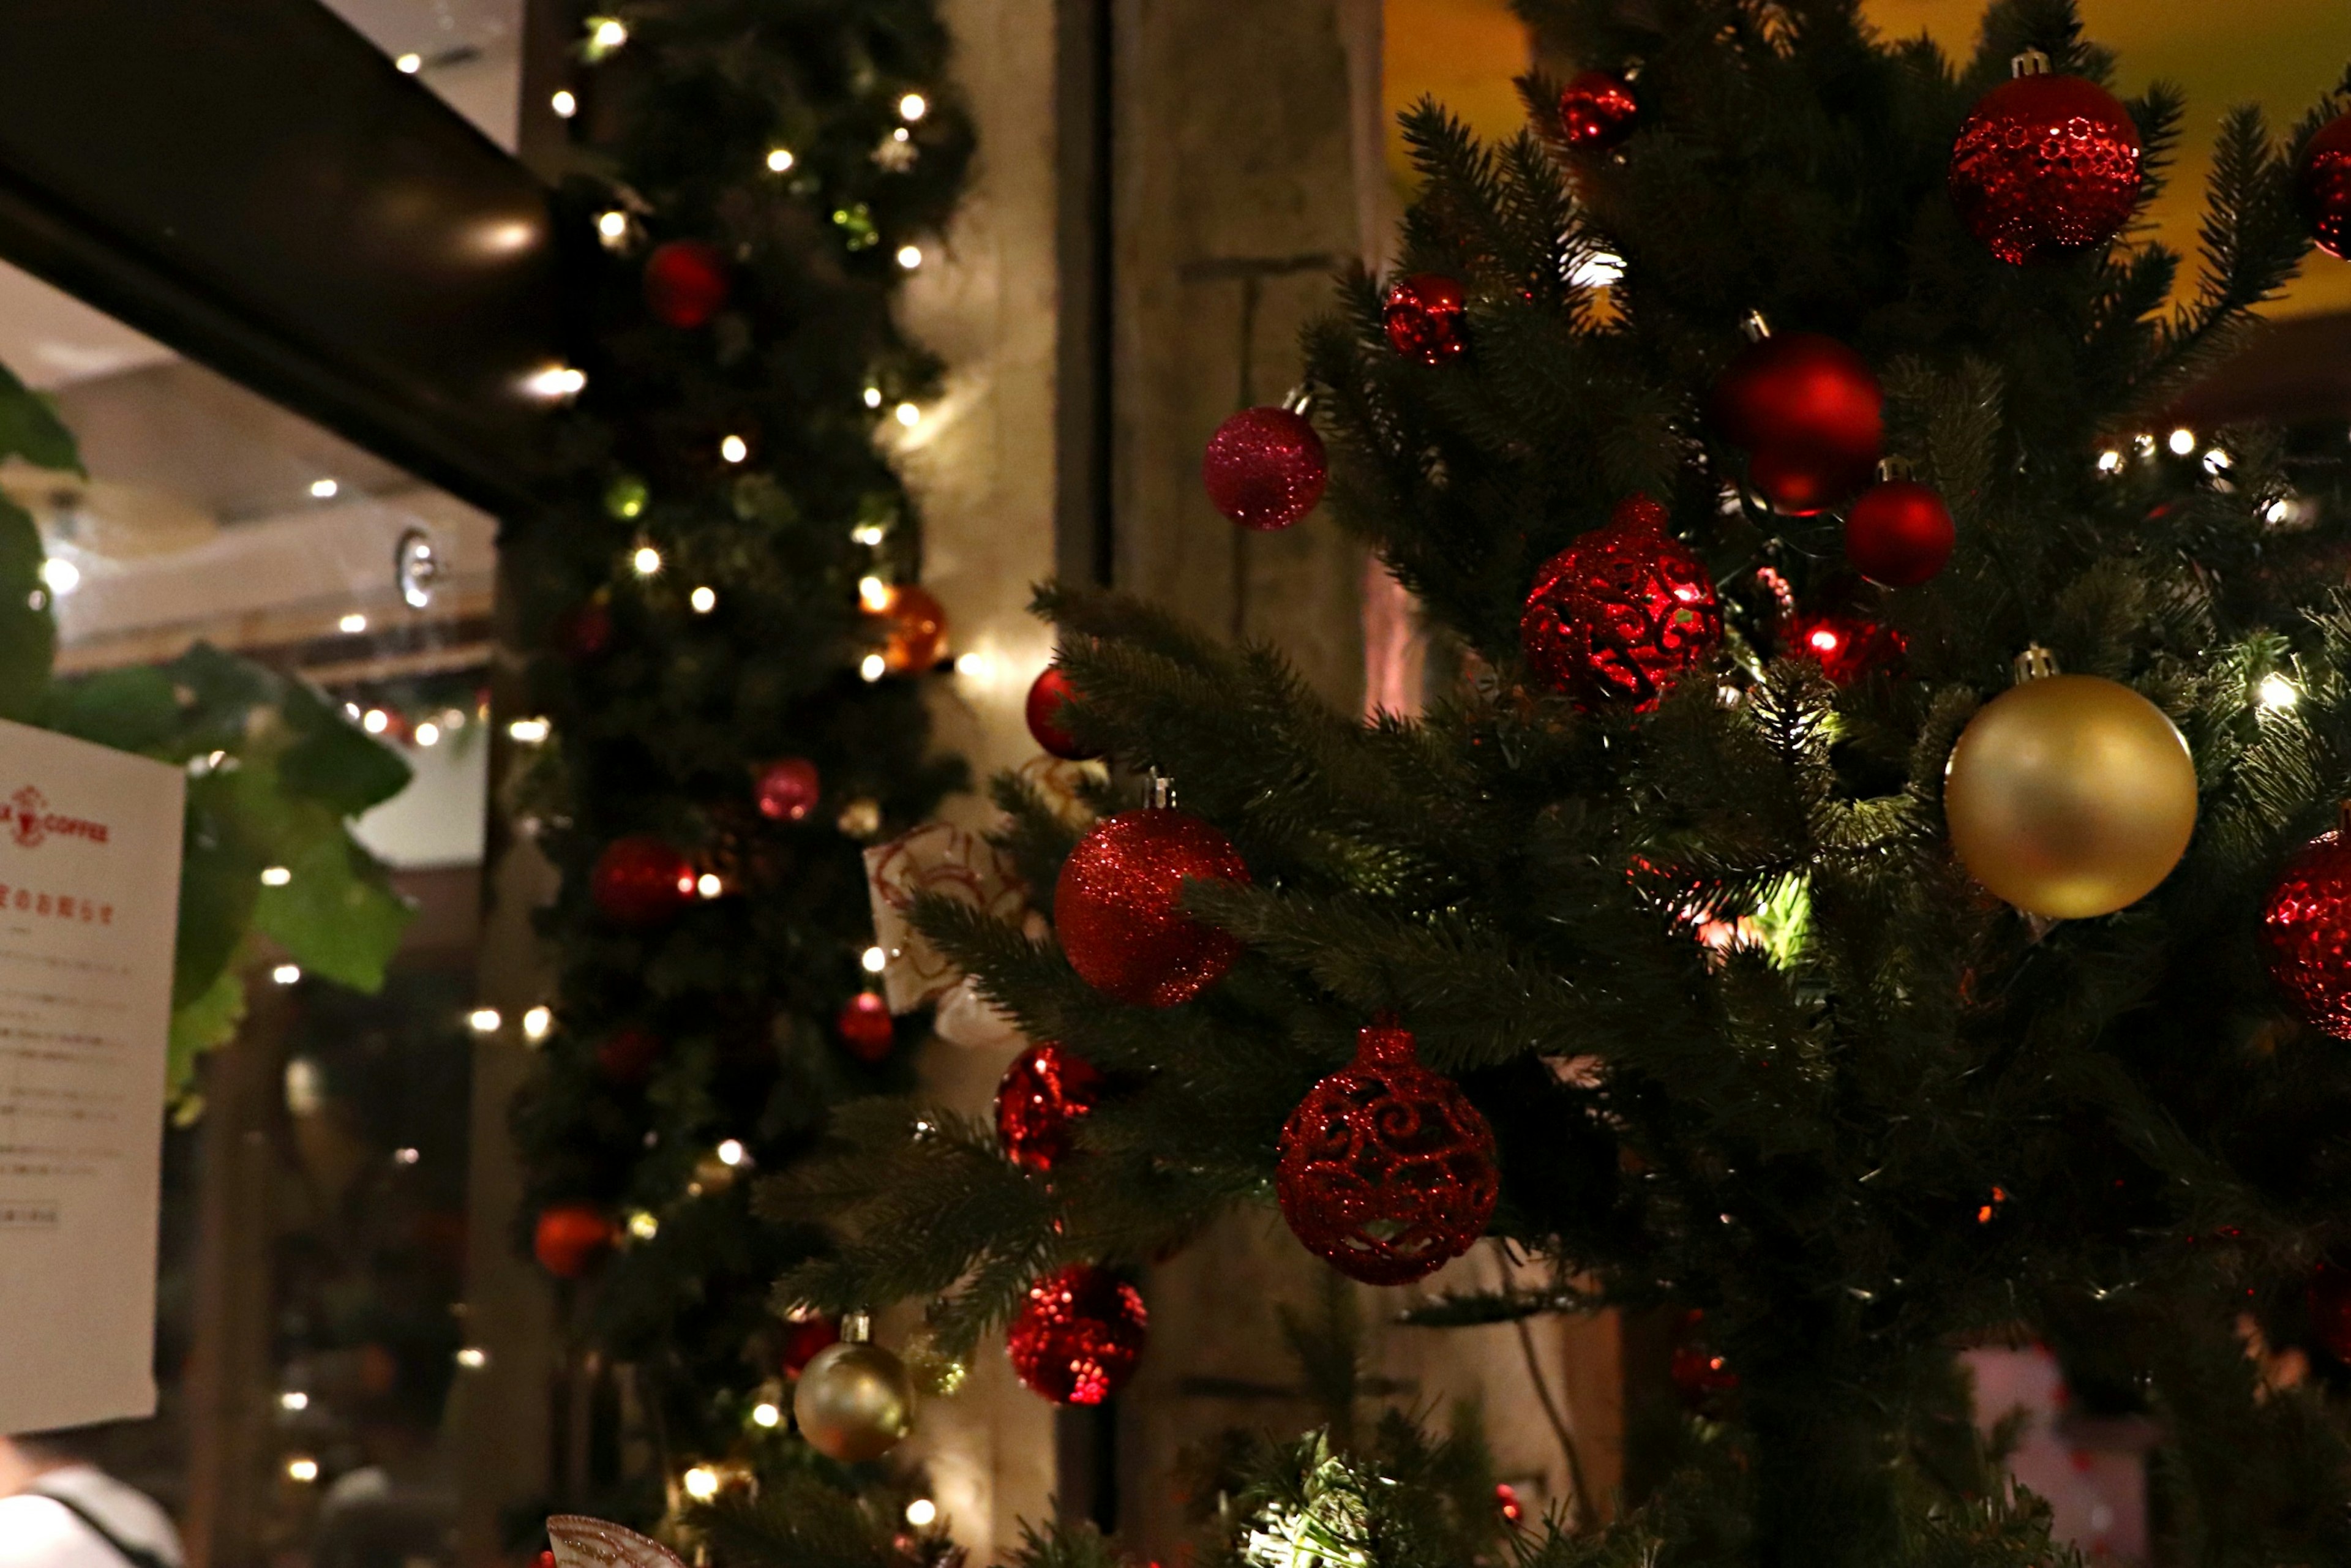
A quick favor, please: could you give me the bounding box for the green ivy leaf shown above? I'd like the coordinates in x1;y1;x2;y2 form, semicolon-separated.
41;666;180;754
0;362;81;473
0;497;54;719
167;964;247;1096
252;833;414;993
277;680;411;814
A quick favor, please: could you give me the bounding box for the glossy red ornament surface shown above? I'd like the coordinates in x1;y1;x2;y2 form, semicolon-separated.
1026;666;1095;760
534;1203;615;1279
1055;808;1250;1007
1714;333;1883;514
2297;114;2351;260
838;991;896;1061
1845;478;1956;586
1006;1264;1147;1405
1556;70;1638;149
1382;274;1469;364
643;239;732;328
595;1026;664;1085
1274;1022;1499;1286
1783;612;1904;687
996;1042;1106;1172
879;584;950;672
782;1314;842;1378
1520;493;1723;710
590;835;697;927
1948;72;2142;266
1202;406;1328;531
756;757;822;822
2262;829;2351;1040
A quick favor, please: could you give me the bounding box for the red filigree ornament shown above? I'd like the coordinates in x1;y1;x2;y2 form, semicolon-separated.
1948;54;2142;266
643;239;732;328
1006;1264;1147;1405
534;1204;615;1279
996;1042;1106;1172
1714;332;1883;514
595;1026;664;1085
1783;612;1905;686
591;836;697;927
1520;493;1723;710
2298;113;2351;260
756;757;822;823
1845;478;1956;587
1026;666;1095;760
1202;405;1328;530
1557;70;1638;150
1055;803;1250;1007
837;991;896;1061
2262;821;2351;1040
1382;274;1469;364
1273;1021;1499;1286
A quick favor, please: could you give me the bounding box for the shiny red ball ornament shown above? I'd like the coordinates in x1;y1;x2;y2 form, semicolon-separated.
1202;406;1328;531
1383;274;1469;364
1783;613;1904;687
1520;493;1723;710
1714;333;1883;514
782;1314;842;1379
879;584;950;673
533;1203;615;1280
1845;478;1956;587
996;1042;1106;1172
756;757;822;822
1668;1309;1739;1411
643;239;732;328
1948;61;2142;266
1054;806;1250;1007
1026;666;1095;760
1274;1021;1498;1286
1557;70;1638;150
590;835;697;927
595;1026;664;1085
2297;114;2351;260
2262;823;2351;1040
1006;1264;1147;1405
837;991;896;1061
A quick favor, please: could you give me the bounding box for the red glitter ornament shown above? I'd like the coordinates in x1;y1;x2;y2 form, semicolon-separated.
1273;1021;1499;1286
1845;478;1956;587
643;239;732;328
2262;820;2351;1040
1668;1308;1739;1411
2297;113;2351;260
756;757;822;822
879;584;950;672
590;835;697;927
1557;70;1638;150
1520;493;1723;710
1006;1264;1147;1405
995;1042;1106;1172
837;991;896;1061
1026;666;1095;760
1948;54;2142;266
595;1026;664;1085
1202;405;1328;531
1382;274;1469;364
1054;803;1250;1007
534;1203;615;1279
1783;612;1904;687
1714;332;1883;514
782;1313;842;1378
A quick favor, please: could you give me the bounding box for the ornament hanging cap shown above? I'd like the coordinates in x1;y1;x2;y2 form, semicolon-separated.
2011;48;2052;78
1877;455;1913;482
2013;644;2060;683
841;1310;873;1343
2338;799;2351;836
1146;771;1177;809
1739;310;1772;342
1355;1019;1417;1067
1280;384;1314;416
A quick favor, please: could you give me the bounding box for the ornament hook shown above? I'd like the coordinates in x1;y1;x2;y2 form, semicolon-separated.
1739;309;1771;343
2012;645;2060;684
1279;384;1314;416
2010;48;2051;78
1145;771;1177;809
841;1310;872;1344
1875;455;1914;483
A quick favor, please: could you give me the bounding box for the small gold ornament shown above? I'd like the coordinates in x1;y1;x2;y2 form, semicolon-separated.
792;1312;915;1461
1944;649;2197;920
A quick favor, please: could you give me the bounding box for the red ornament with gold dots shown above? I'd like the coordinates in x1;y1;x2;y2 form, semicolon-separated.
1520;493;1723;710
1026;666;1095;759
1273;1020;1499;1286
1556;70;1638;150
590;835;697;926
2299;114;2351;259
1007;1264;1147;1405
1202;404;1327;530
1947;52;2142;266
837;991;896;1060
643;239;732;328
1382;274;1469;364
996;1042;1106;1172
1054;793;1250;1007
2262;817;2351;1040
755;757;822;822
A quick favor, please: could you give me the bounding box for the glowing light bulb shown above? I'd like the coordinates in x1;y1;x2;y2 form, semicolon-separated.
860;653;887;681
272;964;302;986
853;523;885;545
628;1210;660;1240
859;576;893;612
589;17;628;50
287;1458;320;1484
468;1008;502;1033
414;722;440;747
261;866;292;887
596;209;629;242
2203;446;2232;474
1808;628;1840;653
310;477;340;499
896;244;923;270
683;1466;720;1501
508;717;551;743
751;1401;781;1428
767;148;796;173
363;708;390;734
894;402;921;429
2168;427;2196;456
697;873;722;898
551;89;578;119
720;433;749;463
899;93;929;121
716;1139;745;1166
339;612;368;634
2096;449;2123;474
863;386;883;408
523;1005;553;1041
397;53;422;73
2259;673;2300;710
691;585;717;613
40;558;77;595
633;546;663;576
862;945;888;974
524;362;586;400
456;1346;489;1370
280;1390;309;1411
906;1499;938;1527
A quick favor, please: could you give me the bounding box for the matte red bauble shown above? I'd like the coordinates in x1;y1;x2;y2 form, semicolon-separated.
838;991;896;1061
2262;824;2351;1040
1275;1021;1498;1286
1202;406;1327;531
2297;114;2351;260
1784;613;1904;687
1713;333;1883;514
1948;61;2142;266
1054;807;1250;1007
595;1026;664;1085
534;1204;615;1279
1557;70;1638;150
590;836;697;927
1026;666;1095;760
782;1314;842;1379
756;757;822;822
2312;1262;2351;1362
1006;1264;1147;1405
1383;274;1469;364
643;239;732;328
996;1042;1106;1172
879;584;950;673
1845;478;1956;587
1520;493;1723;710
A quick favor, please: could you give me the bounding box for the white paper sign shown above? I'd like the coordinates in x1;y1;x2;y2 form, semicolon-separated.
0;718;184;1434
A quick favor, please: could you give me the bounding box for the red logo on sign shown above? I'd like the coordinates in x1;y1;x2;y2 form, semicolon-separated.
10;787;45;848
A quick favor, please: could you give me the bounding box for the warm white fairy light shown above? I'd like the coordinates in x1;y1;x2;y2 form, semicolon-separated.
720;433;749;463
899;92;929;121
311;477;340;499
2259;674;2300;710
691;585;717;613
523;1005;553;1042
524;362;587;400
414;721;441;747
633;545;663;576
396;53;422;73
751;1401;782;1428
896;244;923;270
860;653;887;681
628;1210;660;1240
1569;252;1625;288
468;1008;502;1033
363;708;390;734
906;1499;938;1527
40;558;77;595
509;717;551;743
894;402;921;429
455;1346;489;1370
340;612;368;634
280;1390;309;1411
767;147;796;173
596;209;630;246
588;17;628;51
2203;446;2232;475
863;386;883;408
861;945;888;973
697;873;723;898
2168;427;2197;456
261;866;292;887
858;575;893;612
2096;449;2123;474
683;1466;720;1502
272;964;302;986
551;89;578;118
853;523;885;545
287;1458;320;1484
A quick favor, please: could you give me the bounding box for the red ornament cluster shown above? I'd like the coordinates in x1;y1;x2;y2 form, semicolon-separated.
1202;405;1329;531
1520;493;1723;710
1383;274;1469;364
643;239;732;328
1947;59;2142;266
1714;332;1883;514
2297;114;2351;260
1557;70;1638;150
534;1203;616;1279
1845;478;1955;587
591;836;697;927
2262;823;2351;1040
756;757;822;822
1668;1308;1739;1412
996;1042;1106;1172
1055;806;1250;1007
1007;1264;1147;1405
1026;666;1095;759
838;991;896;1060
1274;1021;1499;1286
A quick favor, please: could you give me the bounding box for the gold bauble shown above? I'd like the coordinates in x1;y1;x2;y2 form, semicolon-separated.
792;1341;916;1462
1944;673;2197;920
